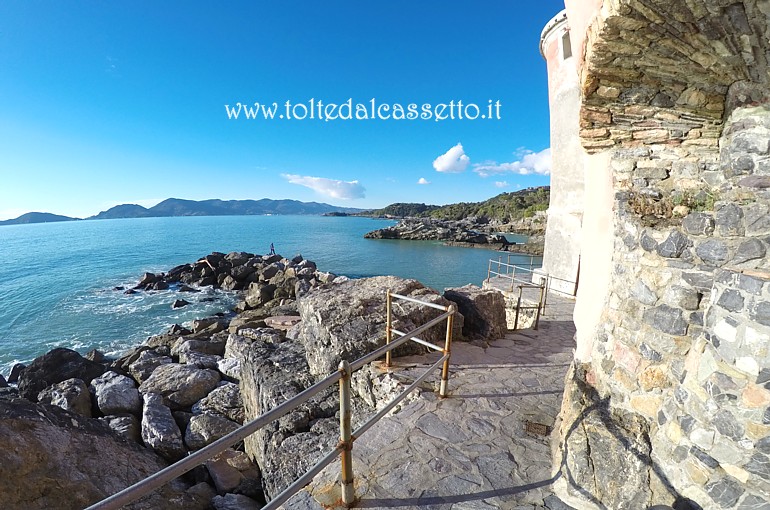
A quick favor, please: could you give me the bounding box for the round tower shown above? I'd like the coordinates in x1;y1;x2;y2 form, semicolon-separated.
538;10;584;296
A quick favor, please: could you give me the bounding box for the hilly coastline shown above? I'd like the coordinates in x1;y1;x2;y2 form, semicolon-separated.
0;198;365;226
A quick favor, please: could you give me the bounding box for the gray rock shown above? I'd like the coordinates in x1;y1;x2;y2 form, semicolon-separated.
171;337;226;359
753;302;770;327
212;494;261;510
734;238;766;264
129;350;173;384
7;363;25;384
91;371;142;415
738;175;770;188
192;381;245;423
444;284;505;341
713;409;744;440
643;305;688;336
682;213;715;236
100;414;142;442
631;280;657;305
738;494;770;509
746;451;770;482
682;272;713;291
696;240;730;266
717;289;745;313
640;231;658;252
705;477;744;508
656;230;690;258
217;358;241;381
18;348;106;401
239;338;339;500
639;343;663;363
738;274;765;295
662;286;699;310
184;413;240;450
296;276;462;377
139;364;221;410
141;392;186;461
38;378;93;418
0;398;191;509
171;299;190;309
244;282;276;309
716;203;745;236
205;448;262;496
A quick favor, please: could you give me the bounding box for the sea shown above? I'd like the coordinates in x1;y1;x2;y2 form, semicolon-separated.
0;215;537;376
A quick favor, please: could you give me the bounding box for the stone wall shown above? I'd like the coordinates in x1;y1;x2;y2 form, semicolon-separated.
551;1;770;508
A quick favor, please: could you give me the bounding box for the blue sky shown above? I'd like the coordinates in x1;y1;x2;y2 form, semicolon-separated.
0;1;564;220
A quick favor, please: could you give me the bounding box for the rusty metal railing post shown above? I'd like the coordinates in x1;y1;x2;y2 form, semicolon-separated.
439;304;455;398
385;290;392;367
534;283;545;330
513;286;523;330
338;360;355;506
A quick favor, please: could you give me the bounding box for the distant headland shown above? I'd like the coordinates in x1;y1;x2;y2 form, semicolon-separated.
1;187;551;229
0;198;365;226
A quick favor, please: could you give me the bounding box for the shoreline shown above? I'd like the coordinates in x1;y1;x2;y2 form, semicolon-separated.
0;249;512;508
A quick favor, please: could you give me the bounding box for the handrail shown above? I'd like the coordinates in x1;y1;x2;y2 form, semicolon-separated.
86;291;456;510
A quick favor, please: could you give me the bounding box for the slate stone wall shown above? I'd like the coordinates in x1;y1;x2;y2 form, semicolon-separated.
552;1;770;508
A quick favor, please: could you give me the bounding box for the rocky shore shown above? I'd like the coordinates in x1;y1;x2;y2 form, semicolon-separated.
0;250;508;509
364;217;545;256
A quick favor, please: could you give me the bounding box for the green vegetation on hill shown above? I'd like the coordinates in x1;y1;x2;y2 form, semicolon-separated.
363;186;550;222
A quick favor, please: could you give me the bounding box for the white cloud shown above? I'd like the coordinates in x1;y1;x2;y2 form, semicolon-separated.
473;147;551;177
282;174;365;200
433;143;470;173
494;181;509;188
417;177;431;185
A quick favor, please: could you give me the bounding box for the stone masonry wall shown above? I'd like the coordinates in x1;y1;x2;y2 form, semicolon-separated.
553;1;770;509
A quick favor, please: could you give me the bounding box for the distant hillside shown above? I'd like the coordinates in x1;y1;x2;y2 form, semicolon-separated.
1;198;366;227
90;204;153;220
363;186;550;223
109;198;364;218
0;212;77;226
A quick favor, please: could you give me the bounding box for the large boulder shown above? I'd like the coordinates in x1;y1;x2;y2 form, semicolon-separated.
37;378;92;417
17;348;106;401
295;276;463;376
192;381;245;424
184;414;239;450
205;448;262;497
0;398;191;509
99;414;142;442
141;392;186;461
239;338;338;500
443;284;507;341
138;363;220;410
128;350;173;384
90;371;142;416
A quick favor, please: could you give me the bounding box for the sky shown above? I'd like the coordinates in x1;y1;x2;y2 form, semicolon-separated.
0;1;565;220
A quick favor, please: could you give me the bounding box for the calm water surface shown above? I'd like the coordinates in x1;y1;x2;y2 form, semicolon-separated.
0;215;537;373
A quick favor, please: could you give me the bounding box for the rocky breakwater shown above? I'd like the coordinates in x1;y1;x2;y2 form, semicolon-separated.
365;218;509;245
365;217;544;255
1;250;510;508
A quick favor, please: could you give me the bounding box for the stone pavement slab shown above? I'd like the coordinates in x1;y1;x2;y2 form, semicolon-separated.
282;297;576;510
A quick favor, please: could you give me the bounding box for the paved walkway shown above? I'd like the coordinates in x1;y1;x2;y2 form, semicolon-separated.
284;293;577;510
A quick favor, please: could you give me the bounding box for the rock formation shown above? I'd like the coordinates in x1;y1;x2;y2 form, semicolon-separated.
1;251;474;507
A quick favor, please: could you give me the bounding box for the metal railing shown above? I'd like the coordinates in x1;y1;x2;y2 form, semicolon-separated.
86;292;456;510
485;259;547;330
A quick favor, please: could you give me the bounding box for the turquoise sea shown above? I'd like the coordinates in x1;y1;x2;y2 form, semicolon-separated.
0;215;537;375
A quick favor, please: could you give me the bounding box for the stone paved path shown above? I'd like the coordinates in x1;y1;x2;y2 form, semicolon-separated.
283;295;577;510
